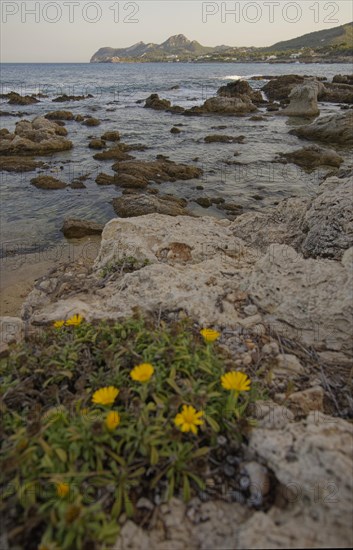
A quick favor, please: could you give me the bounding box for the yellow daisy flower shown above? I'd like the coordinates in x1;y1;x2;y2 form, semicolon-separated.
130;363;154;383
105;410;121;431
53;320;65;329
221;371;251;392
200;328;220;343
174;405;204;435
66;314;84;327
92;386;119;406
56;482;70;498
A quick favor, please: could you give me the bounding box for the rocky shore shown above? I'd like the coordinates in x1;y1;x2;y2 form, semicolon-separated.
1;73;352;549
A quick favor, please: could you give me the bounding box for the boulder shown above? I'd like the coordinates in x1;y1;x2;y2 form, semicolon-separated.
88;139;106;150
201;95;257;115
333;74;353;85
45;111;74;121
7;92;39;105
82;117;100;127
217;80;263;104
280;145;343;170
61;218;104;238
112;194;190;218
144;94;171;111
291;111;353;146
319;82;353;104
262;75;305;101
30;176;67;190
0;116;73;156
101;131;120;141
279;81;324;117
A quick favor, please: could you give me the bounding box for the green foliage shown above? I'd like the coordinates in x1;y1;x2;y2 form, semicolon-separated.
100;256;150;278
0;314;261;549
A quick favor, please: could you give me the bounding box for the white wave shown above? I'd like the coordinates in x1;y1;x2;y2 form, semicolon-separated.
221;75;243;80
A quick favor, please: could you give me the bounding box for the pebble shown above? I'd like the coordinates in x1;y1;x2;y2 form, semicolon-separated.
240;314;263;329
224;464;236;477
243;304;258;316
239;476;250;490
226;455;239;465
262;341;280;355
217;435;227;446
136;497;154;511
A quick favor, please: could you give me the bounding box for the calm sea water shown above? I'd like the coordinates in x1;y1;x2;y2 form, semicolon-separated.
0;62;351;256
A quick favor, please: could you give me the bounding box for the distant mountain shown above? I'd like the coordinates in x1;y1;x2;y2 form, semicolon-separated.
90;24;353;63
265;22;353;51
90;34;215;63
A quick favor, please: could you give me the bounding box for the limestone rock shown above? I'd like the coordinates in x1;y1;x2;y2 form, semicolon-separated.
61;219;104;239
247;244;353;353
112;195;190;218
287;386;324;415
280;81;324;117
0;116;72;156
280;145;343;170
262;75;304;101
291;110;353;146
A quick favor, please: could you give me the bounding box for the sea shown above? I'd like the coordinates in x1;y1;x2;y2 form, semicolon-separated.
0;62;351;258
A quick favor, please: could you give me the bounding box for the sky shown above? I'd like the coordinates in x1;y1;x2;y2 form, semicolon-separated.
1;0;352;62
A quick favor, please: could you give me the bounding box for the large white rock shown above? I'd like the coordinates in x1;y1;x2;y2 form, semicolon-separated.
280;81;324;117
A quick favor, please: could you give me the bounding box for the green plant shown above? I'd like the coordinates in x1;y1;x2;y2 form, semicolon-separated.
0;314;262;549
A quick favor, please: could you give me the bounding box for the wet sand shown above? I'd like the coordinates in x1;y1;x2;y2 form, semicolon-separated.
0;237;101;316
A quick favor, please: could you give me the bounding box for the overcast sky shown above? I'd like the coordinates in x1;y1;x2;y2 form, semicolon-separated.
1;1;352;62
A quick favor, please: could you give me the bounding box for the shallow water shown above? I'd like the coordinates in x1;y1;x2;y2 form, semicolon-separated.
0;62;351;256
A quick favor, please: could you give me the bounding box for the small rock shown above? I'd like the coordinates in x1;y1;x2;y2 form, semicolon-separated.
239;314;263;329
243;304;258;316
287;386;324;415
101;131;120;141
274;354;305;377
136;497;154;511
170;127;181;134
83;117;100;127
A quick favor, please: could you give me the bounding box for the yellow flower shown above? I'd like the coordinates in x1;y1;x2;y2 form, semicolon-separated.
56;482;70;498
130;363;154;383
53;320;65;329
105;410;121;431
174;405;204;435
200;328;220;343
221;371;251;392
92;386;119;406
66;314;84;327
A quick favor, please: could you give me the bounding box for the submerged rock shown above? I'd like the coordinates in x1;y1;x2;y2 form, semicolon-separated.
0;156;44;172
111;159;202;185
205;134;245;143
53;94;93;102
61;218;104;238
